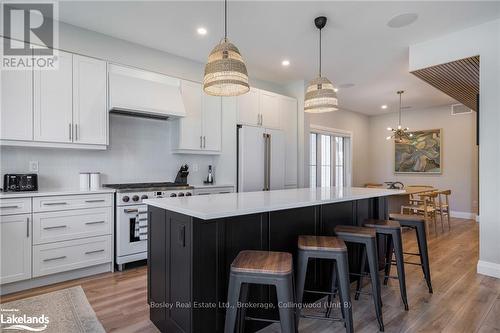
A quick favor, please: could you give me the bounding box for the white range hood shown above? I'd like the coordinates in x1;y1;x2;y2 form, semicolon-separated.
109;64;186;119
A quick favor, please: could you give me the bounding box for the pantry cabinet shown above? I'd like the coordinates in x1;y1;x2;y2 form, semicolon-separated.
236;87;260;126
280;96;298;187
173;80;222;153
0;214;32;284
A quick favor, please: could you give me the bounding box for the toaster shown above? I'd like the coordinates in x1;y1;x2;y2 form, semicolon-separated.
3;174;38;192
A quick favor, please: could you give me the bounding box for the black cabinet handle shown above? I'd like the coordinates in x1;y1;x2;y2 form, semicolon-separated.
179;225;186;247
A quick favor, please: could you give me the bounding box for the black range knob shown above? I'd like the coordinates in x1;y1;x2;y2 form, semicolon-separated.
170;193;177;197
132;195;140;202
178;192;185;197
141;195;148;200
185;192;192;196
122;196;130;202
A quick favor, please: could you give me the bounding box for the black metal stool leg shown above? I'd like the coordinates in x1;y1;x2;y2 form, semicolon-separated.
276;274;297;333
225;274;242;333
355;249;367;300
415;223;433;293
237;283;249;333
366;239;384;331
392;229;409;311
383;236;393;286
336;252;354;333
295;251;308;320
326;261;337;318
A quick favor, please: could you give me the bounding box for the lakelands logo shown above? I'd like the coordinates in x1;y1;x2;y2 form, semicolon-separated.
0;309;49;331
1;2;59;70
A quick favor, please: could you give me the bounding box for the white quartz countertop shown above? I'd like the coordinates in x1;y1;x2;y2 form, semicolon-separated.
0;188;116;199
144;186;404;220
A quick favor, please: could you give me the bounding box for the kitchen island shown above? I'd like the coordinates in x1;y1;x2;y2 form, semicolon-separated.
145;187;403;333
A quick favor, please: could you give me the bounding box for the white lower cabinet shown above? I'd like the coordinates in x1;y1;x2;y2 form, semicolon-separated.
0;193;113;290
33;208;112;245
33;235;112;277
0;214;32;284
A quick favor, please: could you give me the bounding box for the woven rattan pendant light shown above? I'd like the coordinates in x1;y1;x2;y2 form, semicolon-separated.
203;0;249;96
304;16;338;113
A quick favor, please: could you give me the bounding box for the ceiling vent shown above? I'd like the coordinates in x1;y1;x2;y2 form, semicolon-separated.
451;104;473;115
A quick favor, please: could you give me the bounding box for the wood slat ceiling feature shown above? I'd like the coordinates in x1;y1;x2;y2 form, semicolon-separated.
411;56;479;111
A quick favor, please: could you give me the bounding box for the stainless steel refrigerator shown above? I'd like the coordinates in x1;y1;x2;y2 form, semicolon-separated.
237;125;285;192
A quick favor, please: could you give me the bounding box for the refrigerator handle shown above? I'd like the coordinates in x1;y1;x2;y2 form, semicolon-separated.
263;133;268;191
267;134;271;191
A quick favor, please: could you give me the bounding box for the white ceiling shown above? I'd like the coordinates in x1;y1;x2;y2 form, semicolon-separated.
57;1;500;115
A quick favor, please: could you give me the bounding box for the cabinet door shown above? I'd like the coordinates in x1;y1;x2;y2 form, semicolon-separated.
237;87;260;126
0;69;33;141
0;214;32;284
260;91;281;129
280;97;298;186
73;55;107;145
178;80;203;150
202;93;222;151
34;50;73;143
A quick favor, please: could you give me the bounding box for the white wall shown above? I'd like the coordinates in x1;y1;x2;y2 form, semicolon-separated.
368;106;478;216
0;20;288;188
410;19;500;278
306;109;371;187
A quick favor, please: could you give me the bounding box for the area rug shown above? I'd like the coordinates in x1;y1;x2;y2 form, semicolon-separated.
0;286;105;333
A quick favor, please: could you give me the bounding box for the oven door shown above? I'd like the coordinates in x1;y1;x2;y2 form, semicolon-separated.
116;204;148;258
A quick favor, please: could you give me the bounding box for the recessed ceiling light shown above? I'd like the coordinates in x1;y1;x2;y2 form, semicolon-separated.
334;88;339;92
387;13;418;28
281;59;290;66
339;83;355;89
381;105;388;109
197;27;207;35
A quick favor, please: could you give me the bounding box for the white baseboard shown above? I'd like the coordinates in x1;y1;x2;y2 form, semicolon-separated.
475;215;480;222
450;211;476;219
477;260;500;279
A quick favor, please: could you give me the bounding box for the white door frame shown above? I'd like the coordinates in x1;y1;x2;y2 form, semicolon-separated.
309;125;354;187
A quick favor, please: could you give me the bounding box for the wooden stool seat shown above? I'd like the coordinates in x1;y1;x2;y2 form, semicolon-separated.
298;235;347;252
364;219;401;230
231;250;292;275
389;213;425;223
334;225;376;238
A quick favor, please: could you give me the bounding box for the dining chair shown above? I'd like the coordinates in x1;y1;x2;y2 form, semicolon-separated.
401;192;439;235
436;190;452;231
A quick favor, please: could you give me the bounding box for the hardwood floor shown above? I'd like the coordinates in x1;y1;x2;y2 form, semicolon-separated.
2;218;499;333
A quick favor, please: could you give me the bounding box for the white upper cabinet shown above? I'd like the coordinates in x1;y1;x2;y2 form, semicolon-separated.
1;67;33;141
260;91;281;129
34;50;73;143
0;214;32;284
178;80;203;150
73;55;107;145
174;80;222;153
280;97;298;187
202;93;222;151
236;88;260;126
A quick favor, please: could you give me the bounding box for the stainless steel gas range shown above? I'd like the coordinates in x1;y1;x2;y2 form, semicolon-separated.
103;182;194;271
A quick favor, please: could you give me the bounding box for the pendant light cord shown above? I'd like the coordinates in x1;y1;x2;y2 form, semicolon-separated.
319;28;322;77
224;0;227;40
399;92;402;126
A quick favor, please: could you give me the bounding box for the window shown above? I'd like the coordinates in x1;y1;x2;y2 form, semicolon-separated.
309;130;351;187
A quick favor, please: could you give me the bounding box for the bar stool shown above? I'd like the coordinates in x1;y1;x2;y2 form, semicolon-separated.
363;219;409;311
224;250;297;333
389;213;433;293
334;225;384;332
295;235;353;333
